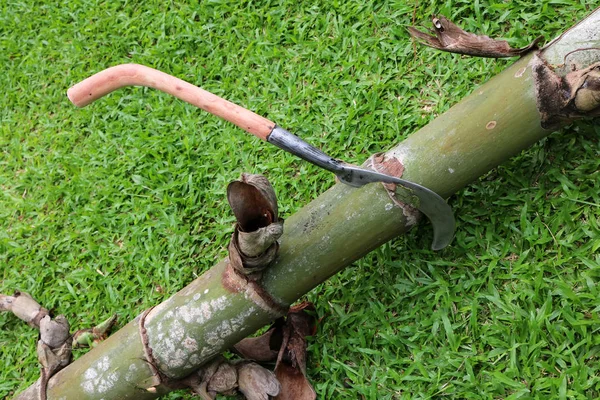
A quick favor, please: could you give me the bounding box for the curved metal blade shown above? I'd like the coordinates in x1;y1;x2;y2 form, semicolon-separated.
336;165;455;250
267;126;455;250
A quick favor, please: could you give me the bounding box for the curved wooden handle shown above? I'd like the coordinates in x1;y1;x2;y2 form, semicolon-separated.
67;64;275;141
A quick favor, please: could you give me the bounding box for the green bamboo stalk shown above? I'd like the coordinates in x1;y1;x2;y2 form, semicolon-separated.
15;8;600;400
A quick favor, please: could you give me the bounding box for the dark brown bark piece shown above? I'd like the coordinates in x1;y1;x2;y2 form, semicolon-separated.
274;363;316;400
233;302;317;399
273;302;316;400
408;15;542;58
234;325;281;362
533;55;600;129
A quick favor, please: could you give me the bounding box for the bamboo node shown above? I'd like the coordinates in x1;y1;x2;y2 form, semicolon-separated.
367;153;420;227
138;306;163;389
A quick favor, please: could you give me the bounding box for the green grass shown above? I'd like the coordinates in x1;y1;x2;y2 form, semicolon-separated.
1;0;599;399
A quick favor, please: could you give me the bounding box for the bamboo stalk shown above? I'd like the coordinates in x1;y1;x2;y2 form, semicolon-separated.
15;7;600;400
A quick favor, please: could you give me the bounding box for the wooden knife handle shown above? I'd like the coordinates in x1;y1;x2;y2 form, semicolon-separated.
67;64;275;141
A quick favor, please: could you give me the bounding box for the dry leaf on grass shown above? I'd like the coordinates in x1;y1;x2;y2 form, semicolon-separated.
408;15;542;58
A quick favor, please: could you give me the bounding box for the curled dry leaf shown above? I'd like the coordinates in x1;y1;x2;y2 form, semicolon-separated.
181;356;224;400
274;302;317;400
274;363;315;400
207;361;238;395
234;325;281;362
37;315;73;400
227;173;279;229
37;338;72;375
408;15;542;58
237;362;281;400
234;302;317;400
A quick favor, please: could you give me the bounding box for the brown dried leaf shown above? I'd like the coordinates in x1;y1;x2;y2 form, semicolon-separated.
227;174;279;233
273;302;316;400
234;324;281;362
237;362;281;400
227;173;283;275
37;339;72;376
408;15;542;58
277;303;315;372
234;303;317;399
182;357;225;399
207;362;238;394
274;363;316;400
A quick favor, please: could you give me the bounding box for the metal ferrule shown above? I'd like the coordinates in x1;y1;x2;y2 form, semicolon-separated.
266;126;344;173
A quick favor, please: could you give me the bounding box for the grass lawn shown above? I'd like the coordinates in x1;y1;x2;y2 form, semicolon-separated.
1;1;599;398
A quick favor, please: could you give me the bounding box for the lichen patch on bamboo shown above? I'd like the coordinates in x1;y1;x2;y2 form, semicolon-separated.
515;66;527;78
81;356;120;395
399;203;419;227
175;295;230;325
183;337;198;352
200;307;258;354
144;287;268;379
125;363;138;382
145;294;234;373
